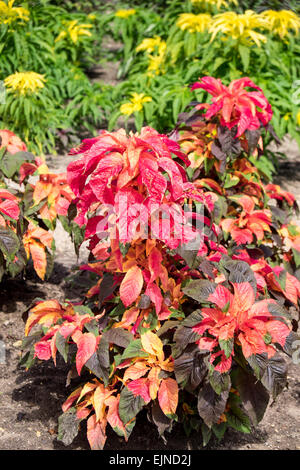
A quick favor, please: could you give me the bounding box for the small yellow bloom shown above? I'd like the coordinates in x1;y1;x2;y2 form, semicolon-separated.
177;13;212;33
0;0;29;25
120;92;152;115
55;20;93;44
191;0;238;9
147;53;166;76
297;110;300;126
209;10;267;46
182;403;195;415
4;71;46;95
283;113;290;121
115;9;136;19
260;10;300;39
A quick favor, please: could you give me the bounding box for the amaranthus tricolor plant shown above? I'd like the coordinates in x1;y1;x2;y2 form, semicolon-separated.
22;76;300;449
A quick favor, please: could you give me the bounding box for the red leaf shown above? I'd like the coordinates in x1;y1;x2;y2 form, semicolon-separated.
75;332;97;375
87;414;107;450
120;265;144;307
158;378;178;417
127;378;151;404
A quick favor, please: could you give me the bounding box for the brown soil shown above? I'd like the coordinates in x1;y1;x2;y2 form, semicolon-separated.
0;137;300;451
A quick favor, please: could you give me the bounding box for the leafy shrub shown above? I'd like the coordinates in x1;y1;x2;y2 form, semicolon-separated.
0;128;76;280
22;77;300;449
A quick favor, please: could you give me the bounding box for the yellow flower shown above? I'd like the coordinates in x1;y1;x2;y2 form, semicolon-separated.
136;36;166;54
115;9;136;19
120;93;152;115
147;52;166;76
136;37;167;76
0;0;29;25
260;10;300;39
297;110;300;126
191;0;237;9
55;20;93;44
4;71;46;95
177;13;212;33
209;10;267;46
283;113;291;121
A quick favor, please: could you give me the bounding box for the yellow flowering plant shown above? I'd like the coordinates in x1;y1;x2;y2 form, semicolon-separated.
260;10;300;39
0;70;65;154
191;0;238;12
0;0;29;25
115;9;136;19
54;19;94;62
110;6;163;71
4;71;46;96
120;92;152;122
176;13;212;33
209;10;268;46
136;36;167;76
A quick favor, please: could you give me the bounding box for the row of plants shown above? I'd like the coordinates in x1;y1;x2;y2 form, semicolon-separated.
0;0;113;153
1;0;300;154
18;76;300;449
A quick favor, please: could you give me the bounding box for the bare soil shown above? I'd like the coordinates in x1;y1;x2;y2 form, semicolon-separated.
0;137;299;451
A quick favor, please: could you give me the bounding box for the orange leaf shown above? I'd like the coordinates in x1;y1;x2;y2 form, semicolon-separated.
148;247;162;283
105;395;127;439
141;331;164;363
120;265;144;307
158;378;178;418
87;414;107;450
75;332;97;375
123;361;149;382
148;366;161;400
29;239;47;280
25;300;64;336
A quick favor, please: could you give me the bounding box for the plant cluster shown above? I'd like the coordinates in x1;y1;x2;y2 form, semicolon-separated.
0;128;76;280
22;77;300;449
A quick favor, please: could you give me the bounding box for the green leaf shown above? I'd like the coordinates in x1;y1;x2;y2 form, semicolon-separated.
197;382;229;428
120;339;148;361
212;422;227;440
201;422;212;447
209;370;231;395
104;328;133;349
182;279;217;303
119;387;145;425
238;44;250;72
0;226;20;261
85;336;110;386
234;366;269;425
260;354;287;399
219;338;234;359
57;408;81;446
227;404;251;434
174;344;207;390
56;331;69;363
